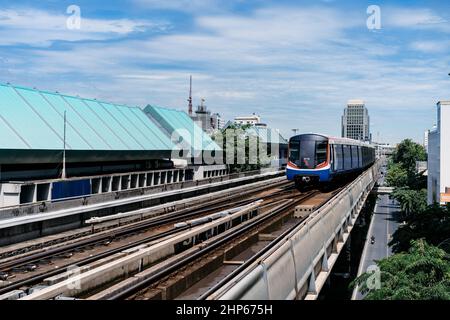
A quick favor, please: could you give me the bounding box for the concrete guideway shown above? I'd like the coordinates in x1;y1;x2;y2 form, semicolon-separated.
204;162;381;300
352;173;400;300
18;200;267;300
0;176;288;261
19;189;316;300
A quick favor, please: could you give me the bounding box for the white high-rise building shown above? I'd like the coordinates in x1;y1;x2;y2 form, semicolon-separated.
424;129;429;153
341;100;371;142
427;101;450;204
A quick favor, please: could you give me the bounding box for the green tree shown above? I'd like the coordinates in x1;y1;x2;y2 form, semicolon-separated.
386;162;409;188
392;139;427;173
389;204;450;253
211;124;262;173
390;187;427;218
352;240;450;300
387;139;427;190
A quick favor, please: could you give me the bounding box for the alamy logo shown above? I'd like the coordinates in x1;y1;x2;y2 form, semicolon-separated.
66;265;82;290
366;5;381;30
66;5;81;30
366;264;381;290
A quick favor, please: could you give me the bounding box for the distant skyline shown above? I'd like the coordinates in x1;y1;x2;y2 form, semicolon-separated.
0;0;449;144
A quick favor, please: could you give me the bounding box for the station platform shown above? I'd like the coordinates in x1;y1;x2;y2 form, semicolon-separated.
0;169;284;246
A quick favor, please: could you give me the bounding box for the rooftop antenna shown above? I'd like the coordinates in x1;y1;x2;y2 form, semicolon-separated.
61;111;67;179
188;75;193;115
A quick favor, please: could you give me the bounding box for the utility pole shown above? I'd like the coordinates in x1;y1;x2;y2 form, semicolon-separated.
188;75;193;115
291;129;299;136
61;111;67;179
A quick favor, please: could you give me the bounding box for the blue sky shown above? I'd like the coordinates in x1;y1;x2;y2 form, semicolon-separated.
0;0;449;144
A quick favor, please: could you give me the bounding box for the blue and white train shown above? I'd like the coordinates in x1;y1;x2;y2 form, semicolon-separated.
286;133;375;189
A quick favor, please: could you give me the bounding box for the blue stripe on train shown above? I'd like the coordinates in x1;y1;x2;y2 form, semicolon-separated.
286;167;331;182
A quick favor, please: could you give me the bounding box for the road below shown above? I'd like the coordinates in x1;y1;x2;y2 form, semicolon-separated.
352;170;400;300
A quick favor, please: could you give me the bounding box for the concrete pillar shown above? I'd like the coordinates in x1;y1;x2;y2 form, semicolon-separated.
321;248;329;272
308;272;317;294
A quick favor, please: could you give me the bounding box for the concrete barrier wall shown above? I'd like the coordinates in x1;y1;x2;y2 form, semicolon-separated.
0;168;276;220
213;162;380;300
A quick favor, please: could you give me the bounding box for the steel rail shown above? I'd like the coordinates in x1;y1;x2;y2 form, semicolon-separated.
0;181;292;272
197;187;344;300
107;191;318;300
0;182;293;295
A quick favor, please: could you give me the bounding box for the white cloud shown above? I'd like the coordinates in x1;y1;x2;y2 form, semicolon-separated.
410;40;449;53
1;5;449;144
0;8;166;46
384;7;450;32
196;7;357;44
132;0;231;13
117;72;212;81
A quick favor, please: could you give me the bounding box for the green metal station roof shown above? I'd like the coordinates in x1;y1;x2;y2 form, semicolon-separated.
0;84;176;164
144;105;221;155
0;84;174;152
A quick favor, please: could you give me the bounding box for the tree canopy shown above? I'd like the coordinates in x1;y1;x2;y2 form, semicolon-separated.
385;138;427;223
353;240;450;300
355;139;450;300
390;188;427;218
386;162;409;188
391;139;427;173
389;204;450;253
386;139;427;190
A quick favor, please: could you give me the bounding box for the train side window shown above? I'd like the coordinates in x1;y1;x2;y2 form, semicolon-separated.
337;144;344;170
350;145;353;168
362;147;366;166
352;145;358;168
363;147;367;166
344;145;351;170
358;146;362;167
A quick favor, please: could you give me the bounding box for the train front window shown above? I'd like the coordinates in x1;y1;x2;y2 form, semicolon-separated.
289;135;328;169
299;140;315;169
